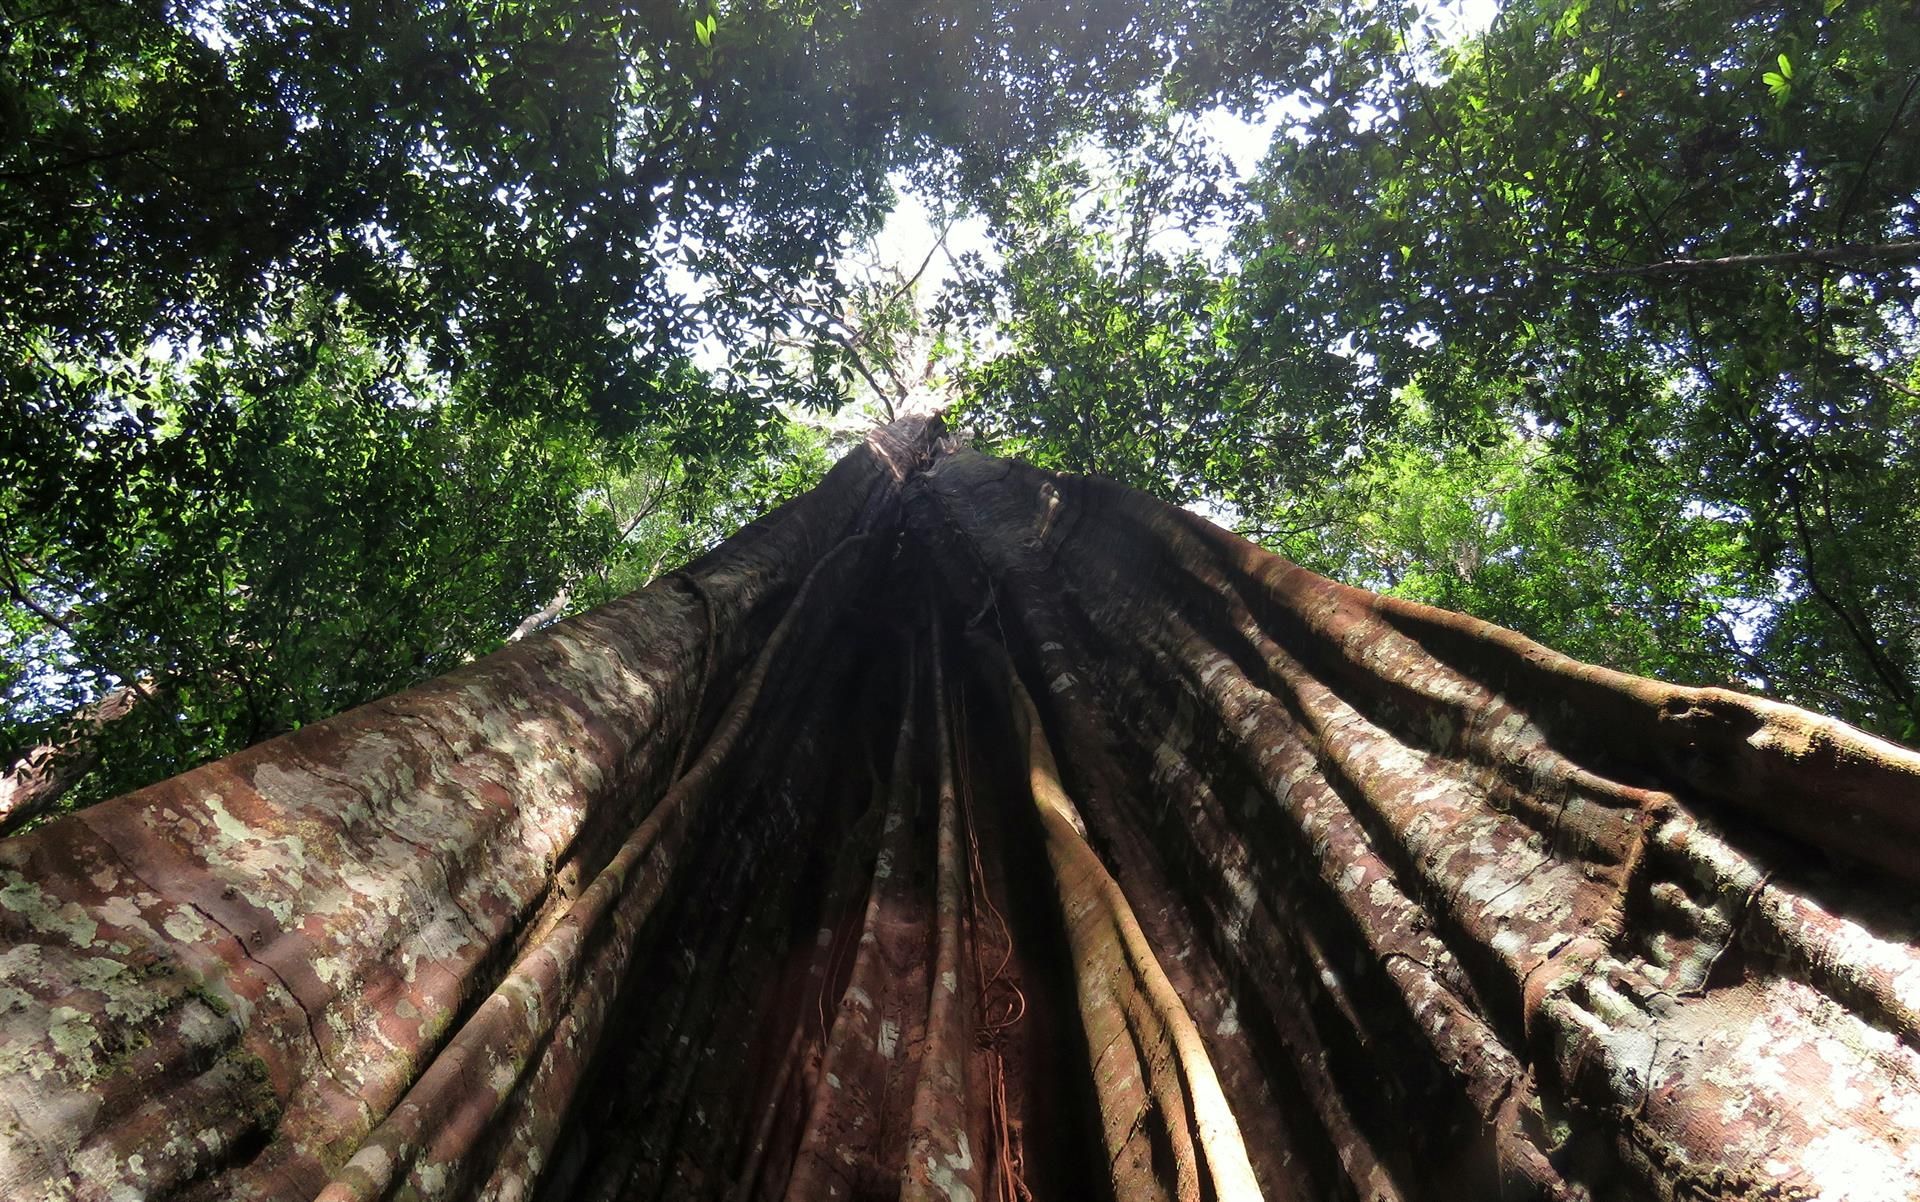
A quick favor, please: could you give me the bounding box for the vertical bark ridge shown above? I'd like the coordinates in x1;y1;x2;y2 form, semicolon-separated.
995;640;1262;1202
783;646;932;1202
1021;618;1413;1202
900;609;986;1202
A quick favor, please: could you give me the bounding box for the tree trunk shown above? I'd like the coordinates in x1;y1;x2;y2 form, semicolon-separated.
506;587;573;643
0;681;146;836
3;418;1918;1202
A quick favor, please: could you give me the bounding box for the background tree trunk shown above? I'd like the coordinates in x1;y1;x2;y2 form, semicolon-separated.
3;419;1918;1202
0;681;147;836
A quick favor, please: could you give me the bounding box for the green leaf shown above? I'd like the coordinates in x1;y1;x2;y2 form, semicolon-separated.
1581;64;1602;92
1552;0;1587;39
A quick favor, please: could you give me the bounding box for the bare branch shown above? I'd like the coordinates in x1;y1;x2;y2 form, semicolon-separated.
1555;239;1920;279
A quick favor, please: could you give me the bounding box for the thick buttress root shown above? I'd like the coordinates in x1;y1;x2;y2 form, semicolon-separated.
4;419;1920;1202
996;644;1261;1202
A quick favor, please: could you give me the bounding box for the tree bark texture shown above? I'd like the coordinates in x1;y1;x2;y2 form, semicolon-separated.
4;420;1919;1202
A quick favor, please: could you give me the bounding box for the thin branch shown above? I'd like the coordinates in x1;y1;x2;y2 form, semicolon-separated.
616;476;676;543
1783;478;1914;708
774;330;898;417
1578;110;1671;254
507;588;573;643
1868;368;1920;402
0;542;155;707
1554;239;1920;278
1834;72;1920;239
1238;516;1343;543
0;140;160;182
1704;612;1779;695
879;217;953;315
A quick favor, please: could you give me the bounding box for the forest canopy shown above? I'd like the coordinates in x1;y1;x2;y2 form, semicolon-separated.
3;0;1918;823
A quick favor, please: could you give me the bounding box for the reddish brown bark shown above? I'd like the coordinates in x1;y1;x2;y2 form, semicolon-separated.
3;419;1919;1201
0;682;145;836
